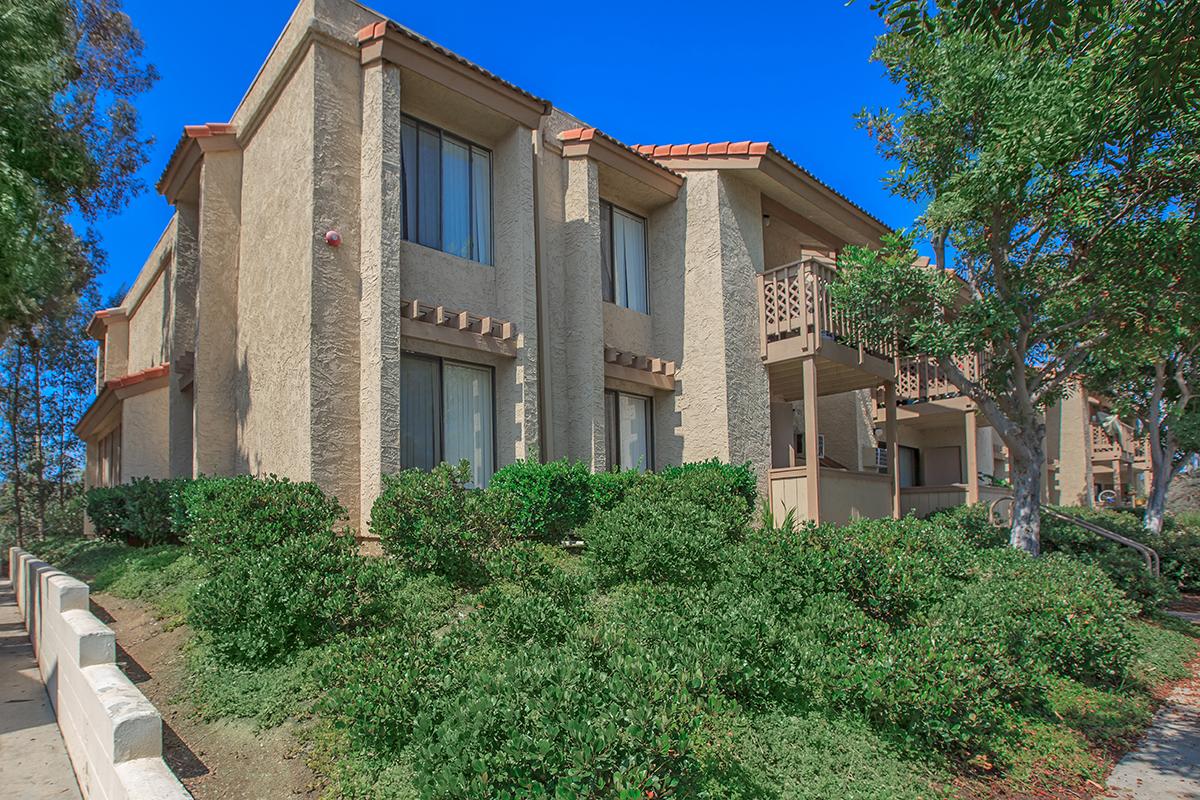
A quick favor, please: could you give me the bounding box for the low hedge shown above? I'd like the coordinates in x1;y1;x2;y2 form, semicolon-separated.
488;459;594;541
84;477;186;545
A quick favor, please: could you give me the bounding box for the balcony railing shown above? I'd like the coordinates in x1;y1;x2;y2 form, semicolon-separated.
757;258;896;361
1091;420;1135;461
894;354;981;404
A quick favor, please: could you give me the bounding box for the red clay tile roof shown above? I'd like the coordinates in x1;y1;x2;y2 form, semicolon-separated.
183;122;236;139
107;363;169;391
632;141;889;233
357;21;549;112
558;128;684;179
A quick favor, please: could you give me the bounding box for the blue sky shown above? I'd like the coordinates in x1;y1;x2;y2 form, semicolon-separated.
96;0;919;299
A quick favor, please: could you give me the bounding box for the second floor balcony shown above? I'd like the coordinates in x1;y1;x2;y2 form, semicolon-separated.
757;257;897;397
1091;419;1136;462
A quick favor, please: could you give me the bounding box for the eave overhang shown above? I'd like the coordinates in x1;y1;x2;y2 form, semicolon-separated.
75;363;171;440
357;21;550;130
559;128;683;204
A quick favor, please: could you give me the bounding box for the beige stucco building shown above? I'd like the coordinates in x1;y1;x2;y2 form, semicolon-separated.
1044;380;1148;508
78;0;1058;531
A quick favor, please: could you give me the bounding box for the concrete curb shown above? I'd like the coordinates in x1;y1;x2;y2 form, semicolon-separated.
8;546;192;800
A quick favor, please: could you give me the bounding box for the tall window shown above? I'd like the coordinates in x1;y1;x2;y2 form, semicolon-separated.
600;200;648;313
399;354;495;487
605;390;652;471
400;116;493;265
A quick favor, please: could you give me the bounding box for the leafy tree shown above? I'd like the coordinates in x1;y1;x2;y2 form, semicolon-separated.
1083;218;1200;534
833;1;1199;553
0;0;155;343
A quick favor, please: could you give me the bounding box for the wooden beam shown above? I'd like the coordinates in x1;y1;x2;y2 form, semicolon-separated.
400;318;517;358
802;357;821;523
965;410;979;505
886;381;900;519
604;362;675;392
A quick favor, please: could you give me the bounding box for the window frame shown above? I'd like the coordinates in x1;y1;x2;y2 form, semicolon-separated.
400;115;495;265
599;199;650;313
399;351;498;484
604;388;654;471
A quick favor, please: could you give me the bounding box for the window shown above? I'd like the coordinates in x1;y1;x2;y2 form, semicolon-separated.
797;433;826;459
898;445;920;488
600;201;648;313
399;354;495;487
605;390;652;471
400;116;493;264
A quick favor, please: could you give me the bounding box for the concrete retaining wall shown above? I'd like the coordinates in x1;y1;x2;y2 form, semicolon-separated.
7;547;191;800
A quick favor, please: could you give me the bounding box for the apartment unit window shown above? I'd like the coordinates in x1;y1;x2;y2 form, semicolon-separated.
399;354;495;487
400;116;493;265
600;200;648;313
604;390;652;471
96;426;121;488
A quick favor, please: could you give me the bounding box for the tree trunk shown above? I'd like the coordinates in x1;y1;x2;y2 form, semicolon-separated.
32;334;45;539
1008;434;1045;555
10;343;24;548
1144;463;1171;534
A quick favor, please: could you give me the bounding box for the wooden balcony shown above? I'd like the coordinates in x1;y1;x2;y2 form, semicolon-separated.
1091;420;1135;462
758;258;896;399
874;354;982;424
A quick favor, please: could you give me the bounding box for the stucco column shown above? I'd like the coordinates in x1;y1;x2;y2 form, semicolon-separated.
169;204;199;478
193;140;242;477
885;381;899;519
1112;458;1122;502
494;125;540;464
358;59;403;516
562;157;605;469
803;359;821;523
965;409;979;504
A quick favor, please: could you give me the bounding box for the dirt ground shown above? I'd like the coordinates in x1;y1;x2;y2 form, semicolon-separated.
89;593;318;800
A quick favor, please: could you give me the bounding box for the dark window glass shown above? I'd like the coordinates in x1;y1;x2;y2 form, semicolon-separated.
398;116;493;265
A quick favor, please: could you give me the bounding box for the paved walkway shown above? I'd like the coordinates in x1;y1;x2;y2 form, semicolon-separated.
1104;608;1200;800
0;578;82;799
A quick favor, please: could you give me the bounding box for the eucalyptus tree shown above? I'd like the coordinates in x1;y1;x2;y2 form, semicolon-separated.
832;0;1199;553
0;0;155;342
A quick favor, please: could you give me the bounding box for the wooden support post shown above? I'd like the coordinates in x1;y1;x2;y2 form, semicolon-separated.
965;410;979;504
885;380;900;519
802;358;821;523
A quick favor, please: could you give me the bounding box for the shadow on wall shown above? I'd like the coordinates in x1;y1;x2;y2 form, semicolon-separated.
649;183;687;469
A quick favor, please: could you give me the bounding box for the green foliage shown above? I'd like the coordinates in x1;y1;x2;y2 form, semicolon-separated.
589;468;645;513
84;478;186;545
487;459;594;540
180;474;345;558
188;528;362;665
84;485;125;539
370;462;513;581
583;494;739;587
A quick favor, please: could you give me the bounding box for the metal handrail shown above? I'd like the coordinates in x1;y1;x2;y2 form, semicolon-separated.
986;495;1160;577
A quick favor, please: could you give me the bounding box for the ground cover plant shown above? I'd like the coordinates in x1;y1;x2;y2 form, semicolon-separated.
21;464;1200;798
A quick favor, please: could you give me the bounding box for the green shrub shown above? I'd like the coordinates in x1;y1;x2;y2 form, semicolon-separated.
188;528;362;665
589;468;645;512
370;462;513;581
181;474;345;558
84;478;186;545
799;517;980;625
85;486;126;539
929;502;1009;549
649;459;758;529
584;495;739;586
119;477;186;545
487;459;594;540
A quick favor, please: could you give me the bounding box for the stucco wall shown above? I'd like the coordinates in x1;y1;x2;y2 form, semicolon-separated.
125;269;169;374
1047;386;1093;505
120;389;169;481
309;39;363;524
235;47;316;481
